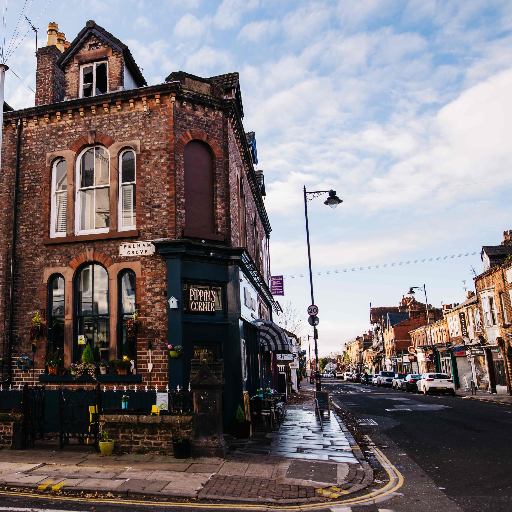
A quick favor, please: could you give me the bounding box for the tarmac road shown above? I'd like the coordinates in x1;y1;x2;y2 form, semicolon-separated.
322;378;512;512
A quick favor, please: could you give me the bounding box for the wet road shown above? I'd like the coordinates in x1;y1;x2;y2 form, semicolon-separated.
322;378;512;512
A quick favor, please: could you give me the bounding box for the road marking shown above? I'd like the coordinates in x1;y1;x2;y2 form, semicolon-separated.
357;419;378;425
37;480;54;490
0;508;88;512
385;408;412;411
51;482;67;491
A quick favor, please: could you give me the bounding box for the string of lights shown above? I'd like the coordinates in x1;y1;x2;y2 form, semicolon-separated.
283;251;480;279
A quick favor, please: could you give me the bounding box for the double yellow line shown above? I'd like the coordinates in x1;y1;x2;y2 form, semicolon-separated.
0;440;403;510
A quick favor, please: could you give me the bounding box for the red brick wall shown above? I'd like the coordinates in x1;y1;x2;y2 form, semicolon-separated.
35;46;65;106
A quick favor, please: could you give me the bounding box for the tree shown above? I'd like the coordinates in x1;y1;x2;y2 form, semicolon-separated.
276;301;305;338
319;358;328;371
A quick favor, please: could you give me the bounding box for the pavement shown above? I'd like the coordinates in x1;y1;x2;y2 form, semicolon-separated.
0;382;373;505
455;388;512;404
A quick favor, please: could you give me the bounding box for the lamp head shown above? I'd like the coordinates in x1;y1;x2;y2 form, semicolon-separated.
407;287;416;296
324;190;343;209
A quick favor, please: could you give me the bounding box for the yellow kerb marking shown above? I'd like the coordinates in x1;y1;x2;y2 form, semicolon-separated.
52;482;67;491
38;480;54;490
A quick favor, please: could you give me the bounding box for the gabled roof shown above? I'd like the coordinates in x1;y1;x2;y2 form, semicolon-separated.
482;245;512;257
56;20;146;87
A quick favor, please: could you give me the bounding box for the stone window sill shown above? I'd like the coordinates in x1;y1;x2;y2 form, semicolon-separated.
43;229;139;245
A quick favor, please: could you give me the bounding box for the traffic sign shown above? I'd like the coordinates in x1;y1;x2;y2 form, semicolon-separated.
308;315;319;326
307;305;319;316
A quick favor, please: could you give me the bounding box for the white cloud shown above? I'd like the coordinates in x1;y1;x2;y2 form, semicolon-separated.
173;14;208;39
134;16;150;30
214;0;246;29
238;19;278;43
185;46;233;76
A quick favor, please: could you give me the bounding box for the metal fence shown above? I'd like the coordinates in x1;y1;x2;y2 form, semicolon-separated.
100;389;193;414
0;388;22;413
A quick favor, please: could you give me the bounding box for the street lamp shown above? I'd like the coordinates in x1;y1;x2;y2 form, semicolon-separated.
408;284;434;370
303;186;343;391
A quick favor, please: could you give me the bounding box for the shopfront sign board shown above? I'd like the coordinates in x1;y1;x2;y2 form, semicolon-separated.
120;242;155;257
277;354;294;361
240;272;259;322
459;313;468;337
184;285;218;314
271;276;284;296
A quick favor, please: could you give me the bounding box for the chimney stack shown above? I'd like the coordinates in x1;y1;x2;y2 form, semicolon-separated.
47;22;59;47
56;32;66;52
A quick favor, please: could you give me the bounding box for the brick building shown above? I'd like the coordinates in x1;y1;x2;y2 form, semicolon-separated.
0;21;285;422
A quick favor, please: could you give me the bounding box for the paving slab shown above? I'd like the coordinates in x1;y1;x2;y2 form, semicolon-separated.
0;474;50;485
185;463;221;473
159;473;210;497
217;461;249;475
73;478;127;490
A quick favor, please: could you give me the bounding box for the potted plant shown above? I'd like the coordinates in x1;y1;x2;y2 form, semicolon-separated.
173;437;191;459
265;387;273;396
256;388;264;398
69;363;78;376
45;347;62;375
29;311;46;342
98;359;108;375
99;429;114;456
168;344;182;359
121;395;129;410
116;357;131;375
230;404;251;439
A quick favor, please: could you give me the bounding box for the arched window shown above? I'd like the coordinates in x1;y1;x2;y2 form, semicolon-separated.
76;146;110;234
76;264;109;361
184;140;214;237
119;270;136;360
48;275;65;353
119;150;136;230
50;159;67;237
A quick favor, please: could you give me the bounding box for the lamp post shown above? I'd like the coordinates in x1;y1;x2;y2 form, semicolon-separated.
304;187;342;391
408;284;432;371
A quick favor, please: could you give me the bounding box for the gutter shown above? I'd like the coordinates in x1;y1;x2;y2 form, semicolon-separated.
1;119;22;385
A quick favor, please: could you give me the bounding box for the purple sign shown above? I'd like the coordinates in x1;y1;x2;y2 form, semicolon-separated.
271;276;284;296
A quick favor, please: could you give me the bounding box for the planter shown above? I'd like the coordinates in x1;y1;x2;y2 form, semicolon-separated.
99;366;107;375
121;401;128;409
47;365;58;375
117;368;128;375
70;370;77;376
173;439;191;459
230;419;251;439
169;350;180;359
99;440;114;456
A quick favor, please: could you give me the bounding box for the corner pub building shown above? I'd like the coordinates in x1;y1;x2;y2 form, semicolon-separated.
0;20;288;427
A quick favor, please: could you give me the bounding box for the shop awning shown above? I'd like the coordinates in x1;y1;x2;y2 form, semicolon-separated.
252;318;292;353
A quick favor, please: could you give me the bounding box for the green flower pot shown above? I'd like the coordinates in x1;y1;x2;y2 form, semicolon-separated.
169;350;180;358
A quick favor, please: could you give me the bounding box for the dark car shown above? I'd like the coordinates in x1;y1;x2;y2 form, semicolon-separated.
352;373;361;382
401;373;421;392
361;373;371;384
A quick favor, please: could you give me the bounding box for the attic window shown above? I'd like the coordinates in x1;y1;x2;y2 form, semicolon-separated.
80;61;108;98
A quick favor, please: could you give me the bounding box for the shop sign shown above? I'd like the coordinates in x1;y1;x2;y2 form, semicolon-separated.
240;272;259;322
459;312;468;337
277;354;294;361
183;283;222;315
271;276;284;296
119;242;155;257
454;350;466;357
290;362;299;369
408;355;417;362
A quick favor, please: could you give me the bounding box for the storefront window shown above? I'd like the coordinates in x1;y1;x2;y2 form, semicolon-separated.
76;264;109;361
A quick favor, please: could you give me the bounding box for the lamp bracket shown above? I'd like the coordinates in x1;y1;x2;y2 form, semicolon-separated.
305;190;330;202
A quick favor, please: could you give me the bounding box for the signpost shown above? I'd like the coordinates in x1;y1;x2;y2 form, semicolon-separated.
307;305;318;316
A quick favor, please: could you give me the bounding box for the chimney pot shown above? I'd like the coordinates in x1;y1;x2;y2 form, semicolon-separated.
56;32;66;52
47;22;58;47
64;41;70;50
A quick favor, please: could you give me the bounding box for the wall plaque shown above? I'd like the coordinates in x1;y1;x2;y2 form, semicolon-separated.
120;242;155;257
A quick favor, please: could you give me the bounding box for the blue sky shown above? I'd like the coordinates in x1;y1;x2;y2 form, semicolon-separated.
3;0;512;355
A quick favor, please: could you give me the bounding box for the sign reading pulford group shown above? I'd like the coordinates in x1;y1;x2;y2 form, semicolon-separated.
120;242;155;257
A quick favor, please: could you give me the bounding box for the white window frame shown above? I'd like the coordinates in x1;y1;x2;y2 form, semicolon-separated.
499;292;509;324
75;146;110;235
50;158;67;238
118;149;136;231
79;61;109;99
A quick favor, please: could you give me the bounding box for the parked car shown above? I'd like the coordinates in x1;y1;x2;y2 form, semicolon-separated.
401;374;421;392
335;372;343;379
344;372;352;380
371;374;379;386
392;373;407;389
417;373;455;395
376;371;395;387
352;373;361;383
361;373;372;384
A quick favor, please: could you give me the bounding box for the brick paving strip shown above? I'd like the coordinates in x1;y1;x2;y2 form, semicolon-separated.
0;386;373;504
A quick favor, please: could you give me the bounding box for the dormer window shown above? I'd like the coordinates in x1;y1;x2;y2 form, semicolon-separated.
80;61;108;98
